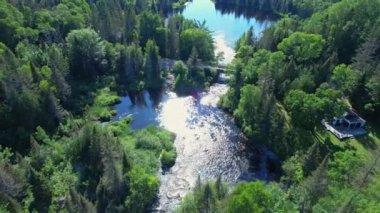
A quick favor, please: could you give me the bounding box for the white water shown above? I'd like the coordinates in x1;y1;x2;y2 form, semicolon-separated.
156;84;254;211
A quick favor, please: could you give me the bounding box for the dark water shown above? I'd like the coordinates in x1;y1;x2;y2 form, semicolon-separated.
113;90;165;129
113;1;279;211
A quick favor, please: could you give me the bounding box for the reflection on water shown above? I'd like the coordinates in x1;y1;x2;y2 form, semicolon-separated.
181;0;274;64
113;89;166;129
113;0;280;211
156;84;251;211
214;2;280;21
113;83;280;212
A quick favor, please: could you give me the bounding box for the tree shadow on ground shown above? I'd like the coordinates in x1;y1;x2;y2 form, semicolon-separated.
356;123;380;149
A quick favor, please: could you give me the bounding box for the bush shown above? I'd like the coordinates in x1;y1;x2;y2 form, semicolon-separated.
88;88;121;121
161;150;177;168
135;133;162;152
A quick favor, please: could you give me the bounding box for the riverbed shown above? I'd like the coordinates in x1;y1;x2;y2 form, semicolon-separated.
113;0;278;211
156;83;279;211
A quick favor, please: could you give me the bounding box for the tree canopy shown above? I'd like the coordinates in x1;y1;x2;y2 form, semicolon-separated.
1;0;380;212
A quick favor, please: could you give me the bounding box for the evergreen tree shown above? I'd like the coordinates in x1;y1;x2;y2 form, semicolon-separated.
144;40;162;89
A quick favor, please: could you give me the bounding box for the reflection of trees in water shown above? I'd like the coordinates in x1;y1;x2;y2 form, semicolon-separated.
214;3;280;21
148;89;166;107
127;89;165;107
127;91;141;106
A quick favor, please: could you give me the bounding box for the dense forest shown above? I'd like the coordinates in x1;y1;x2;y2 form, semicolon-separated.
0;0;217;212
1;0;380;212
178;0;380;212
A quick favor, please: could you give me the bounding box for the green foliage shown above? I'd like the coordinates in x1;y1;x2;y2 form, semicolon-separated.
167;15;184;58
0;0;24;48
233;74;279;144
1;0;380;212
328;150;365;185
242;49;271;84
38;159;77;211
285;89;344;131
218;60;244;113
176;176;229;213
0;1;188;212
227;182;297;213
138;11;163;47
173;61;191;91
278;32;326;63
180;28;214;62
332;64;360;95
65;188;96;212
144;40;163;89
177;179;296;213
65;120;175;212
217;3;380;212
172;60;213;94
236;27;256;50
54;0;91;37
0;145;32;212
0;42;67;151
135;130;165;151
86;88;120;122
125;167;159;212
353;173;380;212
234;84;264;138
66;28;106;79
116;43;144;91
227;182;271;213
304;0;380;62
92;0;124;42
260;15;301;50
282;153;305;184
366;70;380;116
134;125;176;168
161;149;177;168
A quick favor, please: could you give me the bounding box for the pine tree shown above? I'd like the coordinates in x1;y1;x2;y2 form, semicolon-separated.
144;40;162;89
65;188;96;213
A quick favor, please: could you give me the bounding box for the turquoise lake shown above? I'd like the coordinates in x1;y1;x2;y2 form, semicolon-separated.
182;0;273;63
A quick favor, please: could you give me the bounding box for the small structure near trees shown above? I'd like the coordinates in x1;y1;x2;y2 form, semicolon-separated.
322;109;367;140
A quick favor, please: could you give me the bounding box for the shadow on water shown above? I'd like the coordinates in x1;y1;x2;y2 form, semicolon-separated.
113;89;168;129
127;88;165;107
214;3;280;21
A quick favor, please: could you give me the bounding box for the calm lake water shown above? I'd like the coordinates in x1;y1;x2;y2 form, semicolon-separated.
182;0;273;64
113;0;278;211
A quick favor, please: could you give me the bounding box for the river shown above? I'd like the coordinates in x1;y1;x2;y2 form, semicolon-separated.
113;0;278;211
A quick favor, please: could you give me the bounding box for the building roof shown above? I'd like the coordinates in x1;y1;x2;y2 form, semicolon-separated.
343;109;366;123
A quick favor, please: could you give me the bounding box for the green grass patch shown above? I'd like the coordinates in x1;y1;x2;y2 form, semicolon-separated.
109;119;177;172
87;87;121;122
317;122;380;159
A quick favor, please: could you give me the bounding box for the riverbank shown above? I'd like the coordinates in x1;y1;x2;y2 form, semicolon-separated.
111;0;280;210
112;76;282;211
